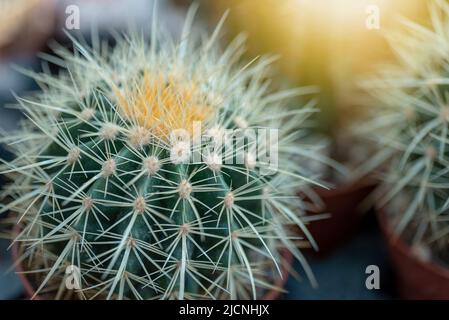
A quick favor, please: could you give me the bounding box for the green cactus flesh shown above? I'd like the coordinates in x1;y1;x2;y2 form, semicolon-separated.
0;14;324;299
40;95;270;299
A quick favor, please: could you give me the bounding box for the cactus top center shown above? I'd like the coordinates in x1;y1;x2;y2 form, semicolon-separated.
115;69;214;140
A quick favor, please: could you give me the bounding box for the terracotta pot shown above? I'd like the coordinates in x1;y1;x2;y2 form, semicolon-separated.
303;180;375;255
0;0;56;59
11;237;38;299
377;208;449;300
262;250;293;300
11;228;293;300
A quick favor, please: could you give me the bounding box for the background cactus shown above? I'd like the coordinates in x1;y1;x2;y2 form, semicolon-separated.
360;0;449;262
0;6;328;299
209;0;429;182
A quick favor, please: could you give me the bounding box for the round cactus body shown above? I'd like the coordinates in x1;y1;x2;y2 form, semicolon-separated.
0;8;325;299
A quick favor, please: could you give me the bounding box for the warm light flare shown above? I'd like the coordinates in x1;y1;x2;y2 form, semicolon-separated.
214;0;430;132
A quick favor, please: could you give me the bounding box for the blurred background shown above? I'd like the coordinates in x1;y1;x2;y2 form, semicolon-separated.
209;0;430;180
0;0;433;299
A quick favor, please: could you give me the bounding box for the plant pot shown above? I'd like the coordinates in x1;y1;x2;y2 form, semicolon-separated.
303;180;376;255
11;226;293;300
377;208;449;299
11;238;37;300
0;0;56;59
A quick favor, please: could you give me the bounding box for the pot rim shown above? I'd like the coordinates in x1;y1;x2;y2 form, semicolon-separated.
315;178;376;199
0;0;57;59
376;207;449;280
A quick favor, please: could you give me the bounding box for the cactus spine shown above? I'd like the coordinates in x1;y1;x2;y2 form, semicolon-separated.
0;7;325;299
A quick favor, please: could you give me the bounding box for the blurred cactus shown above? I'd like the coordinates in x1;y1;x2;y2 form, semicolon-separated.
0;7;327;299
361;0;449;259
209;0;429;175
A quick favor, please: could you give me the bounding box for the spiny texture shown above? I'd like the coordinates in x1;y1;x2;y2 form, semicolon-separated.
0;9;326;299
360;0;449;259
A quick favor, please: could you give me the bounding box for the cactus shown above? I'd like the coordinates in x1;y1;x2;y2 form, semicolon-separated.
360;0;449;259
0;7;327;299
